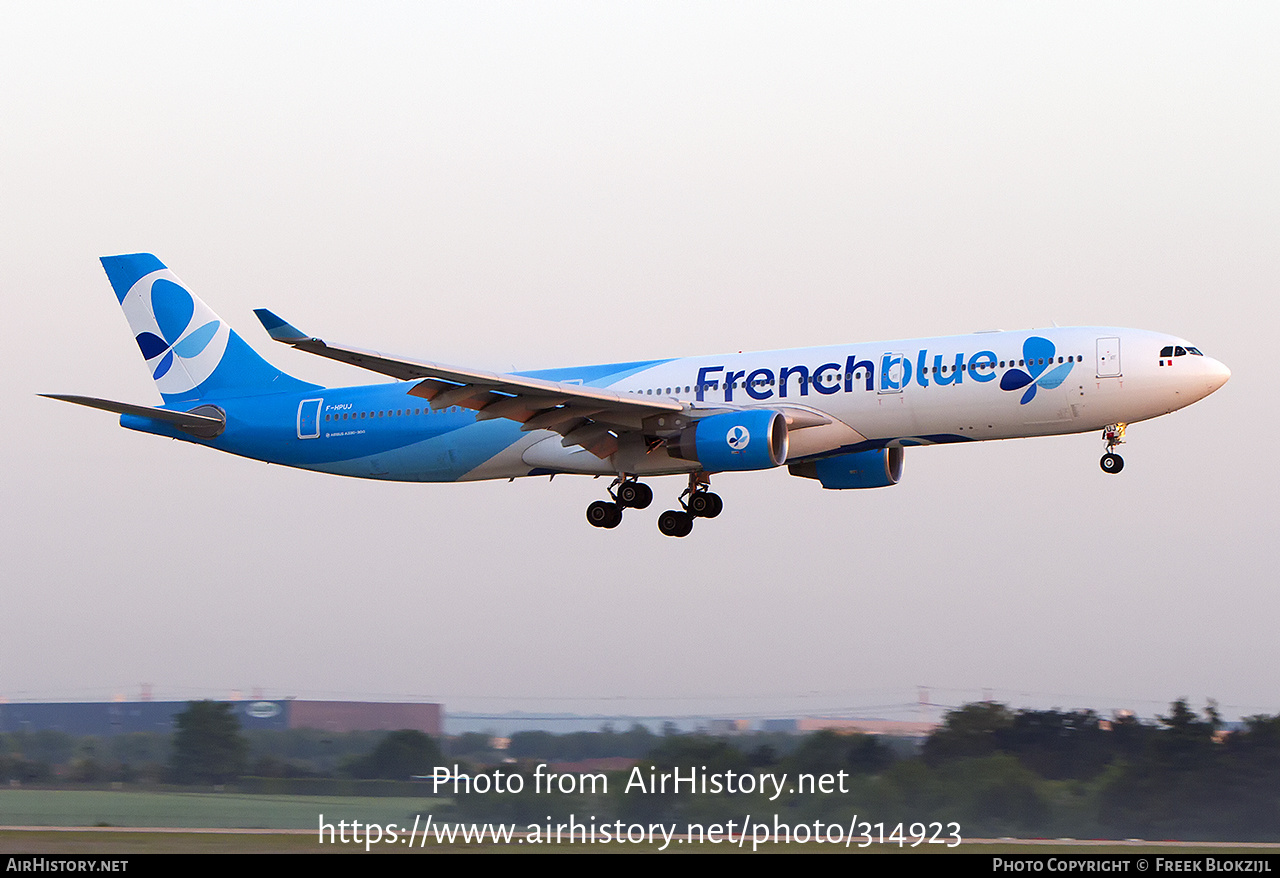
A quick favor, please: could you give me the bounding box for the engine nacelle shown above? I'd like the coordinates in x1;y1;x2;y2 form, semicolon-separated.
788;447;904;489
667;410;788;471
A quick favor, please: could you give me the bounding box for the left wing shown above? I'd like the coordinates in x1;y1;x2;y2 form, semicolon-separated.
254;309;682;458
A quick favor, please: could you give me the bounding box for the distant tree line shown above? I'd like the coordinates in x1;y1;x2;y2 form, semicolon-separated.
449;700;1280;841
3;698;1278;840
0;701;441;785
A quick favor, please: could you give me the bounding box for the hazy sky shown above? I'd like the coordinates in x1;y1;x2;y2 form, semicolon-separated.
3;2;1277;724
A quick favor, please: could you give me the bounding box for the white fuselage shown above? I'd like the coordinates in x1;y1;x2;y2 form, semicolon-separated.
489;326;1229;478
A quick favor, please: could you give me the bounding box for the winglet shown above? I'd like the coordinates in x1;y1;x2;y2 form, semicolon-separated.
254;309;313;344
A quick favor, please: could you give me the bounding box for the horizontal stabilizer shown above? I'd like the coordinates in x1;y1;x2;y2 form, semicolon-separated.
40;394;225;438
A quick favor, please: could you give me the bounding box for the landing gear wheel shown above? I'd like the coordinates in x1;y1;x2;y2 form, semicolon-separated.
617;481;653;509
586;500;623;528
688;491;723;518
1100;424;1127;474
657;509;694;538
1100;453;1124;474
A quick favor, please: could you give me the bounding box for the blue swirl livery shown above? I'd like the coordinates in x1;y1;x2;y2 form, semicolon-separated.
44;254;1231;538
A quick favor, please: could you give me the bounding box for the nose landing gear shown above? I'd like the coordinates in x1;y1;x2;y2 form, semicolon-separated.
1100;423;1126;474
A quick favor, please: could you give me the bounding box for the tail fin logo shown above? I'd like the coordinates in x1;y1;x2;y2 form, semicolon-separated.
121;271;231;398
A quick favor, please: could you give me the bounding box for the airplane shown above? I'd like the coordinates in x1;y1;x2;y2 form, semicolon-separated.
44;253;1231;538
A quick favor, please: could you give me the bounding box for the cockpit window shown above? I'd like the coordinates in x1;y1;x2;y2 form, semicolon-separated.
1174;346;1187;356
1187;347;1203;356
1160;346;1174;357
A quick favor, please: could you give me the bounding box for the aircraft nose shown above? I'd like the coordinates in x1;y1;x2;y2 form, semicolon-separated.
1206;358;1231;393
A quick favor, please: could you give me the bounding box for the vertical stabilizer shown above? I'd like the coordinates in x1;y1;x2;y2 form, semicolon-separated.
101;254;317;403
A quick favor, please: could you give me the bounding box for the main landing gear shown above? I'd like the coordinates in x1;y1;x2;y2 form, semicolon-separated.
585;476;652;529
584;472;724;537
1100;423;1126;474
657;472;723;539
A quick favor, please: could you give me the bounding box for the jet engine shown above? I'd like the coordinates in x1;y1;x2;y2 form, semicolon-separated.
788;447;904;489
667;410;788;471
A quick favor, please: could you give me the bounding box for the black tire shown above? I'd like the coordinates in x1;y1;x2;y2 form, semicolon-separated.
689;491;723;518
587;500;621;528
702;492;723;518
618;482;653;509
658;509;693;537
1100;453;1125;474
631;482;653;509
603;504;623;528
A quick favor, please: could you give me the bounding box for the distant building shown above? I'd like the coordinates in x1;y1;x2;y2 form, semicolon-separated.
0;700;442;736
704;719;752;735
760;719;799;733
286;701;442;734
796;718;937;739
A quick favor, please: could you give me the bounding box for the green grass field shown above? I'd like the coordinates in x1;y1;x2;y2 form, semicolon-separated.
3;791;1278;854
0;789;432;830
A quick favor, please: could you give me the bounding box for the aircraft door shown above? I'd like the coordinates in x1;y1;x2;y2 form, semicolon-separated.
297;398;323;439
1096;337;1121;378
879;352;907;393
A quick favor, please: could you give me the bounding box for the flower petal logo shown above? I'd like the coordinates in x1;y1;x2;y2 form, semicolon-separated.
120;271;231;399
726;425;750;451
1000;336;1074;404
133;280;220;380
